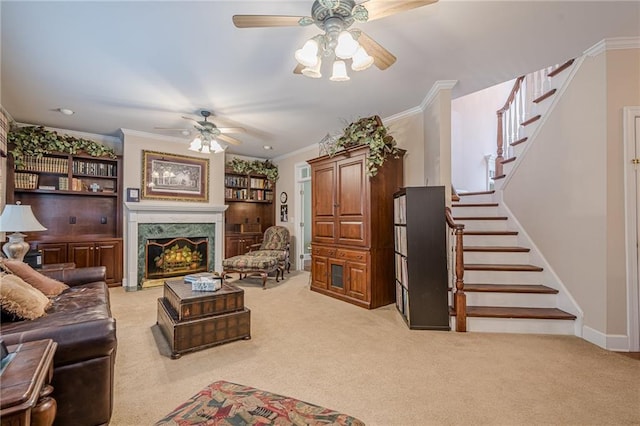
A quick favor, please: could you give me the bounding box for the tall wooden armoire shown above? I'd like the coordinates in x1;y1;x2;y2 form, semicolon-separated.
308;144;405;309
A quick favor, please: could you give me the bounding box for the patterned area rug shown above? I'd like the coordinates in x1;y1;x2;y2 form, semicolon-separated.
154;380;365;425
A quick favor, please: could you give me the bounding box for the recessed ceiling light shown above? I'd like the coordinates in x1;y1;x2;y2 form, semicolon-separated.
263;145;273;150
58;108;74;116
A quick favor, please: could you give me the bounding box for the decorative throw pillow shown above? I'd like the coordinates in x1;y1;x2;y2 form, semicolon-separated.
0;273;51;320
0;259;69;296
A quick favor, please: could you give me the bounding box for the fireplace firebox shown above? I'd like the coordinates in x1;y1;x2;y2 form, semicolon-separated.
145;237;208;279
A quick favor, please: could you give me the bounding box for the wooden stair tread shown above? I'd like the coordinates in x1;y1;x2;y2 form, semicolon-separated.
510;137;528;147
464;284;558;294
452;203;499;207
493;174;506;180
454;216;508;220
547;59;575;77
462;306;576;320
463;230;518;236
533;88;557;104
500;157;516;165
464;246;530;252
459;190;495;197
464;263;543;272
521;114;541;126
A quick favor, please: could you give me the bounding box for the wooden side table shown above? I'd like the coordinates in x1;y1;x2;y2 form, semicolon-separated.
1;339;57;426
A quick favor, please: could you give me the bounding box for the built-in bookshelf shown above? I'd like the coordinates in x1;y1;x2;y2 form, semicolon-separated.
393;186;449;330
224;171;273;202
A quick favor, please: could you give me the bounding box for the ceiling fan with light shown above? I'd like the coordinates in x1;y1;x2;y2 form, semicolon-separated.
157;110;245;154
232;0;438;81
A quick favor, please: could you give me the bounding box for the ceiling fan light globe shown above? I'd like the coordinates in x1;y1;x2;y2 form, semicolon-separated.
295;39;319;67
301;58;323;78
200;143;211;154
351;46;374;71
189;138;203;151
335;31;359;59
330;60;350;82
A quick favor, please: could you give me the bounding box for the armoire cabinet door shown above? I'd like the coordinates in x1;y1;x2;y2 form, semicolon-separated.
312;162;336;244
336;155;367;246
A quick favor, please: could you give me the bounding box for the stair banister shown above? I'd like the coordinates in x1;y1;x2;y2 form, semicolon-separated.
446;207;466;332
495;76;525;177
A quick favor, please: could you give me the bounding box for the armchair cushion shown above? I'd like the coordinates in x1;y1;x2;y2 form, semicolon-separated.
245;249;287;262
0;259;69;296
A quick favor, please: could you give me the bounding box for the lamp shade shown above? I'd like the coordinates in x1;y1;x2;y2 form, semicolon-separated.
330;60;350;81
295;39;319;67
0;204;47;232
302;58;322;78
188;137;203;152
335;31;359;59
351;46;374;71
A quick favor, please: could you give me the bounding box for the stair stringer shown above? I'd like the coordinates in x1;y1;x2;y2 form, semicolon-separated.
496;54;586;191
495;190;584;336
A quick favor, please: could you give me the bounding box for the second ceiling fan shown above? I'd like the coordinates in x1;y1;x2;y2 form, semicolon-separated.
233;0;438;80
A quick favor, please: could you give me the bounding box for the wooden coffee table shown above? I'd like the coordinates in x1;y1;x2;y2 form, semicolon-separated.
1;339;57;426
157;279;251;359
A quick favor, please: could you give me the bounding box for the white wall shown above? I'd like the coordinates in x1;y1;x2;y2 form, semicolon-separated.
451;79;515;192
385;111;425;187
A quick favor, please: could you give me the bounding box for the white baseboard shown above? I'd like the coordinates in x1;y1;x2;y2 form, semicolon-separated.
582;325;630;351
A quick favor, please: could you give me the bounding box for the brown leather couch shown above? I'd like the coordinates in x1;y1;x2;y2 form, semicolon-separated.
1;266;117;426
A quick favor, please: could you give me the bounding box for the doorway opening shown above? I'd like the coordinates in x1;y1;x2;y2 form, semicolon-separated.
295;163;312;271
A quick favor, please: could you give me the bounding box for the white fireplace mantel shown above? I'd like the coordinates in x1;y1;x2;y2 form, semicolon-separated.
124;202;227;289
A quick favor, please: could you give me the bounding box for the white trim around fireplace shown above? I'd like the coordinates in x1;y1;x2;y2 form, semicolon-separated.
123;203;227;290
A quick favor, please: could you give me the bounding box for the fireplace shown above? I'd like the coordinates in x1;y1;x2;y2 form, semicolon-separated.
145;236;209;280
124;203;227;289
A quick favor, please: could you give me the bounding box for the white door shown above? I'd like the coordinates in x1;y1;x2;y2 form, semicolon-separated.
295;163;312;271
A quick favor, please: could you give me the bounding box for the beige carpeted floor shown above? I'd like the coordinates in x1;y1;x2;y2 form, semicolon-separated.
109;271;639;425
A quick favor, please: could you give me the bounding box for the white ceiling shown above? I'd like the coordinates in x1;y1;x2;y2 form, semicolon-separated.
2;1;639;159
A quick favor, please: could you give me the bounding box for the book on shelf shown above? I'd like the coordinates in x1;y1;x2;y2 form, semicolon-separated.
38;185;56;190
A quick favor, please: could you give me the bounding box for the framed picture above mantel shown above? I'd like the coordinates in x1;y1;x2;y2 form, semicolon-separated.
141;150;209;202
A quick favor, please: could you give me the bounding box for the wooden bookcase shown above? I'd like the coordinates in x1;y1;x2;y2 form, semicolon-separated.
394;186;449;329
7;151;123;286
224;169;275;258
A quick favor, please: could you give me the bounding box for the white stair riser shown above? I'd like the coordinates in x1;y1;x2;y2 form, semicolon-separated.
465;270;543;284
459;317;575;335
502;161;516;175
456;219;509;232
462;234;518;246
465;292;557;308
464;251;530;264
458;193;494;203
452;206;499;217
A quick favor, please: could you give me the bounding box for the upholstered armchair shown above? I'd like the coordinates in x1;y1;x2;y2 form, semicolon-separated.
246;225;291;278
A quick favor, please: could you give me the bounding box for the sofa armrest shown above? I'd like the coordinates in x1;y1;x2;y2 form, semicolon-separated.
42;266;107;287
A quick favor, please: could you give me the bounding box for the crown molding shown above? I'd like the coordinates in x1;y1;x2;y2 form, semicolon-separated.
420;80;458;110
585;36;640;57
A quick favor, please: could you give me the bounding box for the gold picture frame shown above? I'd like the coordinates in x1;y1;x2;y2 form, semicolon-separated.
141;150;209;202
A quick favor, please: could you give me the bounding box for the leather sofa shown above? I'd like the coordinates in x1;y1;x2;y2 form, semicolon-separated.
1;266;117;426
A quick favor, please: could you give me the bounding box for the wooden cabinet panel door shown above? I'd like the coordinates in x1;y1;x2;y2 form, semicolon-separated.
346;261;368;301
96;240;122;285
311;255;328;290
327;258;347;295
37;243;68;265
336;156;367;246
312;163;336;244
68;242;94;269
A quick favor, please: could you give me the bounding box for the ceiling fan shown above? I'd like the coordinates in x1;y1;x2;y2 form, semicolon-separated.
232;0;438;80
157;110;245;153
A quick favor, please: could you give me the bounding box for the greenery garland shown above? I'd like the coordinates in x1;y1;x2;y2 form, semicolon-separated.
8;125;117;168
329;115;398;177
226;158;279;182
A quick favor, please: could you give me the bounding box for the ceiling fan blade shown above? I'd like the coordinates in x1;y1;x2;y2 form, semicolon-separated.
364;0;438;22
217;134;242;146
358;31;396;70
218;127;246;134
232;15;307;28
155;127;189;131
293;63;304;74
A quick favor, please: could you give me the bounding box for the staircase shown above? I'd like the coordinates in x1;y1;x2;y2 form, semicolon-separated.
449;59;581;334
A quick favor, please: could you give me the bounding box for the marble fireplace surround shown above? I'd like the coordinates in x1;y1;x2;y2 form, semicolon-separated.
124;203;227;289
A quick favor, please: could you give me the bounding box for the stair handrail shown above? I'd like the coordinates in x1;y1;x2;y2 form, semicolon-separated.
495;76;525;177
445;206;466;332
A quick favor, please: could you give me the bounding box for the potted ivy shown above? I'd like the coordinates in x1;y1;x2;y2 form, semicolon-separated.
329;115;398;177
226;158;279;182
8;125;117;168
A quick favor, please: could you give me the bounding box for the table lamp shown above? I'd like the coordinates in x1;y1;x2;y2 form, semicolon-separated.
0;203;47;262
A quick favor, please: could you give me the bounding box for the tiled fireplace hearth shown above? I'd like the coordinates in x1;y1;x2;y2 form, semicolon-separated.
124;203;227;289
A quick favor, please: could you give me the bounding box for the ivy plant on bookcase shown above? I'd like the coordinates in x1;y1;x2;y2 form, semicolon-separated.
7;150;123;286
394;186;449;330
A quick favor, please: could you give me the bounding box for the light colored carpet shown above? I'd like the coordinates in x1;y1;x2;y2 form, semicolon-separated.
110;271;639;425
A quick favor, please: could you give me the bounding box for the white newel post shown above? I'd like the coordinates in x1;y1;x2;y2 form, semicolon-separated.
124;203;227;290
